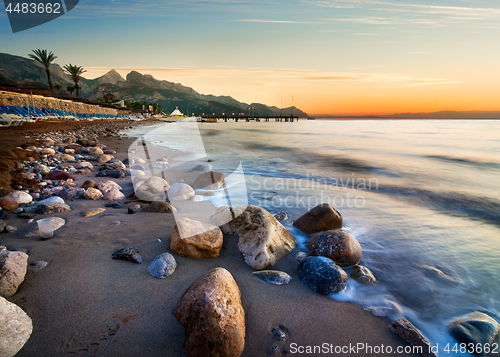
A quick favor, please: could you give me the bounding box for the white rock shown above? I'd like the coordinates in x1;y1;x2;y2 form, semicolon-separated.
40;148;55;155
73;162;93;170
0;296;33;357
167;183;195;201
144;176;170;193
98;180;122;194
192;195;204;202
210;205;296;270
65;149;75;154
132;157;146;164
0;250;29;297
83;188;103;200
34;164;50;175
103;188;126;201
130;169;145;177
5;191;32;204
87;147;103;155
38;196;65;205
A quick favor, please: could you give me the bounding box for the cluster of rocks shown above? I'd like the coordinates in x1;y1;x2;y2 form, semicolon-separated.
290;203;370;295
0;246;34;357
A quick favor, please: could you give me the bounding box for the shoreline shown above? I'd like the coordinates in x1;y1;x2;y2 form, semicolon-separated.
0;120;421;356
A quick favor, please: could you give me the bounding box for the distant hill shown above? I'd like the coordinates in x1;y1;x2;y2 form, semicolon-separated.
0;52;309;117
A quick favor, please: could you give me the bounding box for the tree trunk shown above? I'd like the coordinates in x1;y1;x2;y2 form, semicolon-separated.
45;67;54;90
75;79;79;97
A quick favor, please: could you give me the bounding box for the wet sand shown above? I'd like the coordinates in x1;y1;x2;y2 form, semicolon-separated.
0;122;421;357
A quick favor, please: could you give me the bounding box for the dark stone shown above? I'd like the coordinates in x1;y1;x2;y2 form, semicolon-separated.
293;203;343;234
44;170;76;181
308;230;362;267
84;156;99;162
0;210;6;220
96;170;125;179
448;312;500;356
77;139;99;147
273;212;288;222
112;246;142;264
81;180;98;189
142;201;177;213
297;256;347;295
0;220;6;232
122;158;131;165
18;213;35;219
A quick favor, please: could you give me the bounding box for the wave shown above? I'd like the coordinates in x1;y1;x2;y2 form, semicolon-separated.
376;185;500;228
426;155;500;170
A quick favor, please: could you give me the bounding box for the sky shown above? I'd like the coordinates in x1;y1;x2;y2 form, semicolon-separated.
1;0;500;115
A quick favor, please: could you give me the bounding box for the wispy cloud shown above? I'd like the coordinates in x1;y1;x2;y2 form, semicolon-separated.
236;19;315;24
84;66;458;88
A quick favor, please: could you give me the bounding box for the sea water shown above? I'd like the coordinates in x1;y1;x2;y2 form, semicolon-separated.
126;120;500;355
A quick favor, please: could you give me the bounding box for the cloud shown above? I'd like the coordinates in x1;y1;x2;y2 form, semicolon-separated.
236;19;315;24
84;66;458;88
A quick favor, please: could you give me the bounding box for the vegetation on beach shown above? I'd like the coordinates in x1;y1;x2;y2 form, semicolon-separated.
63;64;86;97
28;49;57;90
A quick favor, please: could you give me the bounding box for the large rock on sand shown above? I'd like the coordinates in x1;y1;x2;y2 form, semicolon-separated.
293;203;343;234
0;248;29;298
173;268;245;357
0;296;33;357
448;312;500;356
142;201;177;213
308;230;362;267
0;199;18;211
297;256;347;295
170;218;223;258
44;170;75;181
209;205;296;270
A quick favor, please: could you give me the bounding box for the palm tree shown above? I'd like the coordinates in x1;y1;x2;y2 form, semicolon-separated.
28;49;57;90
63;64;86;97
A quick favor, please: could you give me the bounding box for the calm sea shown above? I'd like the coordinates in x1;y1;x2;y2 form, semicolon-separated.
126;119;500;355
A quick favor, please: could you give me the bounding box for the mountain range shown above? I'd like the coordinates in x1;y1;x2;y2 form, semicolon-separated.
0;52;308;117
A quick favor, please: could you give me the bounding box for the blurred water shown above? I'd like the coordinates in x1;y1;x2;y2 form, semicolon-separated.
126;119;500;355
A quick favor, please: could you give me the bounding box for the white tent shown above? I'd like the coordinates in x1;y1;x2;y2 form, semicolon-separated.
170;107;183;116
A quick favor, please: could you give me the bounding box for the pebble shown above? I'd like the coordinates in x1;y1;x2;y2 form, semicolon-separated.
81;208;106;217
252;270;292;285
128;204;141;214
273;212;288;222
27;261;48;273
112;246;142;264
147;253;177;278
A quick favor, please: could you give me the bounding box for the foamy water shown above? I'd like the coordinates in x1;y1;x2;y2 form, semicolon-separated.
126;119;500;355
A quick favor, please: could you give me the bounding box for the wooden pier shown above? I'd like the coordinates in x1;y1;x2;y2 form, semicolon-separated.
199;115;299;122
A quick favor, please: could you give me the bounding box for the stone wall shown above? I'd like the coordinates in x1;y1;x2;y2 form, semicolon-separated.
0;91;130;116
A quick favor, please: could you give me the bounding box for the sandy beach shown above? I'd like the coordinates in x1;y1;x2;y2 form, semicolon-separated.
0;121;421;357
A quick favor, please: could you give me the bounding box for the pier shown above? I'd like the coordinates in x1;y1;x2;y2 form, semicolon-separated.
199;114;299;122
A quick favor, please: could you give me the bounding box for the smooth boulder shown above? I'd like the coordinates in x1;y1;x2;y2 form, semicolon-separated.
448;312;500;356
209;205;296;270
0;249;29;298
173;268;245;357
44;170;75;181
293;203;343;234
0;199;18;211
170;218;223;258
0;296;33;357
297;256;347;295
308;230;362;267
5;191;32;204
349;265;376;284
